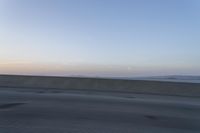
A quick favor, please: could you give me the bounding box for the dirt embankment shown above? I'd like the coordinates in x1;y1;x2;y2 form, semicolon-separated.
0;75;200;97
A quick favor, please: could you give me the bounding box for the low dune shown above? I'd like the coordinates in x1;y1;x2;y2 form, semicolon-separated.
0;74;200;97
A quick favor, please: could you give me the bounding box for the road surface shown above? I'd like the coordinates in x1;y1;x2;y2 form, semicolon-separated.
0;87;200;133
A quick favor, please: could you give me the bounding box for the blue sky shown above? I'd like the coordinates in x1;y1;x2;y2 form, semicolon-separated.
1;0;200;77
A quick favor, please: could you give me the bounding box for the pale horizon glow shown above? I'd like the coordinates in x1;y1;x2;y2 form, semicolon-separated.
1;0;200;77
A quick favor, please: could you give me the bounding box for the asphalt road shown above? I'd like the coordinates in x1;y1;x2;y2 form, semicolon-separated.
0;87;200;133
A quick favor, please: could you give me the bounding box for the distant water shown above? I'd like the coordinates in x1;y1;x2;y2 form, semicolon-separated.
130;76;200;83
134;78;200;83
108;76;200;83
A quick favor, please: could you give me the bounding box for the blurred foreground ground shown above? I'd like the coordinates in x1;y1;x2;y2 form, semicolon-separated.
0;87;200;133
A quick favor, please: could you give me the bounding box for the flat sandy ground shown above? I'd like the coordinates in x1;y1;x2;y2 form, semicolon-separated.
0;87;200;133
1;75;200;97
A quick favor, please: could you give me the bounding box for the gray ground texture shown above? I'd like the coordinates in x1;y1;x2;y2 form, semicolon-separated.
0;87;200;133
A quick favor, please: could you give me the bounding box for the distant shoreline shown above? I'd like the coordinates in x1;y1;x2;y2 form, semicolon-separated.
1;74;200;83
0;74;200;97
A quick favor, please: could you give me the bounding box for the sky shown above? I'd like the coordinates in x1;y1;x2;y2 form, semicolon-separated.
0;0;200;77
